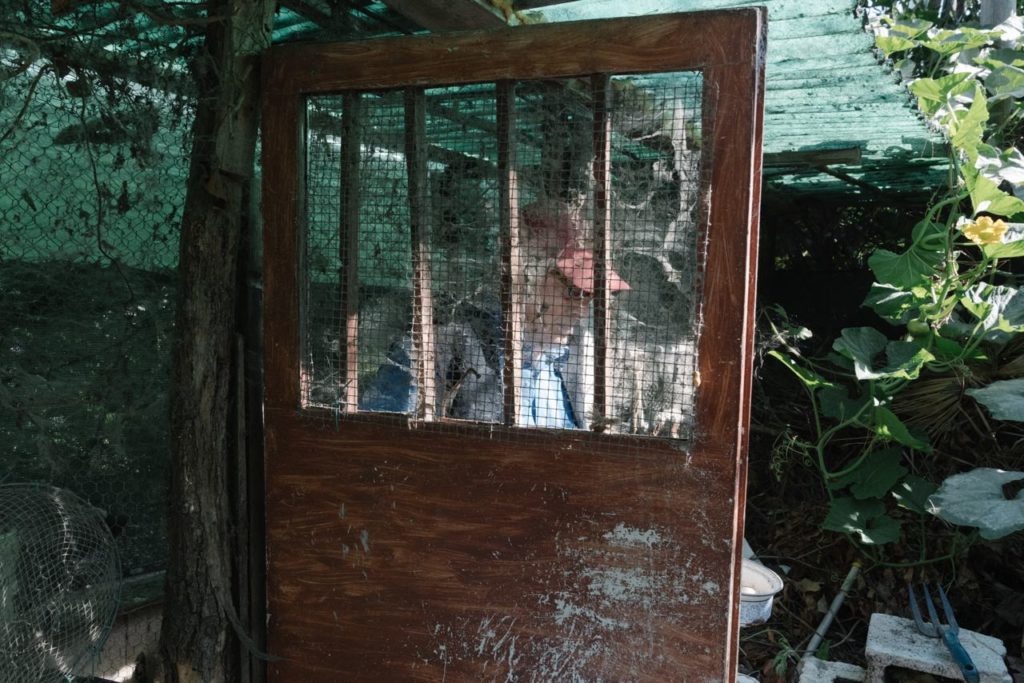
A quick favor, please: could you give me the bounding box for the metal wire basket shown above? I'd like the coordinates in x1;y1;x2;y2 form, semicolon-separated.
0;483;122;682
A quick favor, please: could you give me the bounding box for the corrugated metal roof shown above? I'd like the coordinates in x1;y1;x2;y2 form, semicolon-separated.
533;0;950;197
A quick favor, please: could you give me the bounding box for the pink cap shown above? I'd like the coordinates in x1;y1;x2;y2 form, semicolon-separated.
554;247;630;294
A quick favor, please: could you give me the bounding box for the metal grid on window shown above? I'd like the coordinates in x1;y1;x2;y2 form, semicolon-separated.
304;90;414;409
301;72;704;442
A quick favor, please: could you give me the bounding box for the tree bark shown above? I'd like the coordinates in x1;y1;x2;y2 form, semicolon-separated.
160;1;273;681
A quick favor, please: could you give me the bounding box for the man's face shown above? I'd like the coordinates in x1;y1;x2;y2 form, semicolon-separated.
527;269;593;349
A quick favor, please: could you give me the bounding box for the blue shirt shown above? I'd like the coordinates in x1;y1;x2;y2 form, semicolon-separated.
518;345;578;428
360;329;579;429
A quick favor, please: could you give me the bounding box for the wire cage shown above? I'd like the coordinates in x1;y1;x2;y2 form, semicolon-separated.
300;73;706;443
0;483;122;682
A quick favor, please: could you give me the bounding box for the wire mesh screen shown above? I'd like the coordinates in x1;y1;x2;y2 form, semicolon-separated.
0;483;121;682
301;73;704;442
0;48;189;584
305;90;414;409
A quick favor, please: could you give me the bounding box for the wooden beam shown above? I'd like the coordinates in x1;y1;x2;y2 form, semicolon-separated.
815;165;883;194
762;146;862;168
380;0;508;31
404;87;436;420
497;80;524;427
512;0;569;8
339;93;362;412
590;73;612;433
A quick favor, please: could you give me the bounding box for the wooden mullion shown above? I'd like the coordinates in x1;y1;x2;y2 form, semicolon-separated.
294;101;311;407
700;15;767;679
340;92;362;412
404;87;436;420
497;80;523;426
591;73;612;433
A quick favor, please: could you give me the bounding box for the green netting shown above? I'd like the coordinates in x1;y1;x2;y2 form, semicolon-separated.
1;18;193;587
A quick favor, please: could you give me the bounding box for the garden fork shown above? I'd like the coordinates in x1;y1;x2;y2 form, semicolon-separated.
907;582;980;683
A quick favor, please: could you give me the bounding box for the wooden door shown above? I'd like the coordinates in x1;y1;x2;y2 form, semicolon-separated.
261;10;765;681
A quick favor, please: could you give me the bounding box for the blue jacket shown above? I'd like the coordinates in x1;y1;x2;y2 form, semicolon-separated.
360;320;588;429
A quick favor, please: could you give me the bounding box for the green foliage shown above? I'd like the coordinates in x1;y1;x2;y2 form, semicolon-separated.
768;13;1024;561
828;447;908;499
892;474;939;514
823;497;902;545
867;220;946;288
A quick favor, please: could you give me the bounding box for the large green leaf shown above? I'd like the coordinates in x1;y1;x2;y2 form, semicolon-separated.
828;447;908;500
868;248;935;288
957;284;1024;342
883;17;934;39
976;48;1024;69
868;223;945;289
986;63;1024;100
947;84;988;161
863;283;928;324
868;249;937;290
967;171;1024;217
833;327;887;378
876;34;918;56
823;497;902;545
967;378;1024;421
819;385;872;422
928;468;1024;539
882;341;935;381
909;73;972;117
892;474;938;514
983;241;1024;258
833;328;934;381
920;28;996;57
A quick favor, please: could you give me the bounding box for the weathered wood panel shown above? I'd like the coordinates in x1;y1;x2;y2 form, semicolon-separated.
265;415;736;681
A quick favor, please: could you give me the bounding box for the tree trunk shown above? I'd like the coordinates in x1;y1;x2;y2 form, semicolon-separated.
160;1;273;681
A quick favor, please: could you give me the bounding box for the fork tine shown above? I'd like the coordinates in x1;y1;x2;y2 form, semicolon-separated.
937;584;960;634
907;582;937;636
908;584;924;627
922;583;946;635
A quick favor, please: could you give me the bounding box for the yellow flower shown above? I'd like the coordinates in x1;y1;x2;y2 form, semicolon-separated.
963;216;1008;245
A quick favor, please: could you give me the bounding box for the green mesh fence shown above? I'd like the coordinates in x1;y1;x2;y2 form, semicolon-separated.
1;17;192;591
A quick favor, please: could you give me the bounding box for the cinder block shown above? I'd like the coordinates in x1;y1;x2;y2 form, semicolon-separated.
865;613;1011;683
798;656;866;682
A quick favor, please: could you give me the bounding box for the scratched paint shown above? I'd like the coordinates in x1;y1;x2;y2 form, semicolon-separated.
419;519;724;682
601;523;663;549
359;528;370;553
